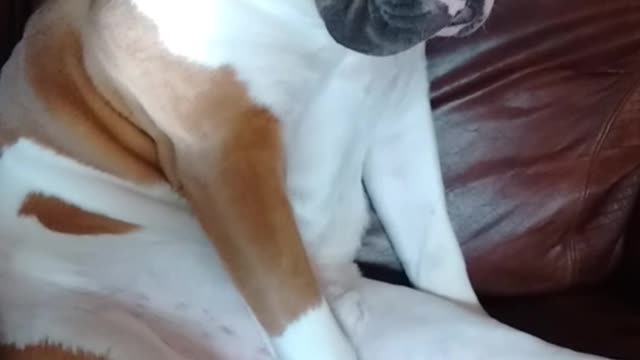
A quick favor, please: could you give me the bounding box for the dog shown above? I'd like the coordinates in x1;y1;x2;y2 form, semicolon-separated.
3;0;595;359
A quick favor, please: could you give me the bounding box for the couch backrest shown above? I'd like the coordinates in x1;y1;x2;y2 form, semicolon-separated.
427;0;640;295
0;1;41;66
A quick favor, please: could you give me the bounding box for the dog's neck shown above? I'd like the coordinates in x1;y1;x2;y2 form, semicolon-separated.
128;0;335;67
132;0;322;26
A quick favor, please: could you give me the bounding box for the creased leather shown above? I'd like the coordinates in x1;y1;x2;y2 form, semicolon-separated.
426;0;640;295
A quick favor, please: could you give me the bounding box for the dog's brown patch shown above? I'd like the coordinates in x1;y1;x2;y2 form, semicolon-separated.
22;26;164;184
19;193;138;236
179;104;322;335
0;343;108;360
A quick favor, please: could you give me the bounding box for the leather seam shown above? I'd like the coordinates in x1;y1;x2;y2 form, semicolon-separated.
566;71;640;284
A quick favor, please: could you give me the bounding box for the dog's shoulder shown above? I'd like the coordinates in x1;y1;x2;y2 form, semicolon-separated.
0;0;166;184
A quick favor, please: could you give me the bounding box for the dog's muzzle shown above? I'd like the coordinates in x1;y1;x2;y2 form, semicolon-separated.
315;0;486;56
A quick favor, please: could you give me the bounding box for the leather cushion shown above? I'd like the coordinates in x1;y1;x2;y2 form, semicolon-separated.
427;0;640;295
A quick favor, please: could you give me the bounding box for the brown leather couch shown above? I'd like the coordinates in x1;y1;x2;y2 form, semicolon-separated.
2;0;639;359
427;0;640;358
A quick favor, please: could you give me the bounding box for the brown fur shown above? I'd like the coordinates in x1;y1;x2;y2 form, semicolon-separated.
19;193;139;235
21;25;164;184
180;107;323;335
0;343;108;360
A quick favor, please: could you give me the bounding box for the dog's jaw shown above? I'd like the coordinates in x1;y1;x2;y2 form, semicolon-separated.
314;0;454;56
435;0;494;38
314;0;494;56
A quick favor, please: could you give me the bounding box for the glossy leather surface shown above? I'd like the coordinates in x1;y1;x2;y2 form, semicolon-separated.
427;0;640;295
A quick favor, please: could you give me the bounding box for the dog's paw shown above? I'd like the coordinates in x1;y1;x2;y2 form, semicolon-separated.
330;289;368;338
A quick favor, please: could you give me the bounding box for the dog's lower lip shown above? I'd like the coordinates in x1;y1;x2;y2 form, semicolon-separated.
379;5;429;18
376;1;432;20
379;8;428;28
450;7;474;26
456;23;478;36
376;3;448;31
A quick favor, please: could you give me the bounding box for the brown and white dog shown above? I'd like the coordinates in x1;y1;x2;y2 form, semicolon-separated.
0;0;610;359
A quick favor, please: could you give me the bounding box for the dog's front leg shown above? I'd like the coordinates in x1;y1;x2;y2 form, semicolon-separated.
172;111;357;360
363;85;480;309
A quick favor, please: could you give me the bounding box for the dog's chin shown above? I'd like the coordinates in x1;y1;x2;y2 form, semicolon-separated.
324;22;450;57
434;0;494;38
433;20;482;38
316;0;493;56
316;0;454;57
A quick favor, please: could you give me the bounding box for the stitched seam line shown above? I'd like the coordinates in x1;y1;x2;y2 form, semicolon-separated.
565;71;640;284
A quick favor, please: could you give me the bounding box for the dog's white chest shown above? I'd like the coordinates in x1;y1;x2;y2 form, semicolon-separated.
0;46;429;358
0;140;273;359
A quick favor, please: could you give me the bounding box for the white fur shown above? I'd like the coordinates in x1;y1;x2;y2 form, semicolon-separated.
1;139;289;359
363;76;479;306
273;301;357;360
